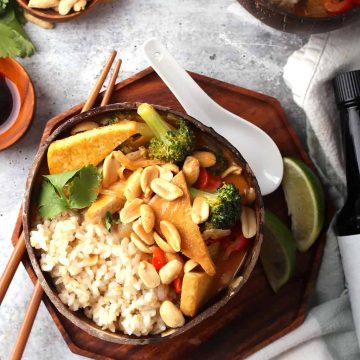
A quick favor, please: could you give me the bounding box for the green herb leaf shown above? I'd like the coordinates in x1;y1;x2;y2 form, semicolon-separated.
0;2;34;58
44;169;78;193
69;165;101;209
105;211;112;232
38;181;68;218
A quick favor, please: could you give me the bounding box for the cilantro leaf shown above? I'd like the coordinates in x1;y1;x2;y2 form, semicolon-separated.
38;181;68;218
0;2;34;58
44;169;78;196
69;165;101;209
105;211;112;232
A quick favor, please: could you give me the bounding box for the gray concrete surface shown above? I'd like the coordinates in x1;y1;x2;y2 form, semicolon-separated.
0;1;307;359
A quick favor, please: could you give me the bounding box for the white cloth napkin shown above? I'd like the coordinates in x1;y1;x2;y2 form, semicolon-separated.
248;18;360;360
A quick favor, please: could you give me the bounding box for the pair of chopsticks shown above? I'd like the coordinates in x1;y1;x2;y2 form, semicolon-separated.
0;50;122;360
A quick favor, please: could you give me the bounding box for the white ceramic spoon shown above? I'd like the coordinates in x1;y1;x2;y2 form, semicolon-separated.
142;38;283;195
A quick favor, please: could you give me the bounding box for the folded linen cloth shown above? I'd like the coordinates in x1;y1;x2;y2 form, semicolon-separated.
247;18;360;360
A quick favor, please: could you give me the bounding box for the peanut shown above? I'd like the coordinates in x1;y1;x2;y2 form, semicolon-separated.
157;165;174;182
102;153;120;188
241;206;257;239
132;219;154;245
191;196;210;224
120;198;143;223
193;151;216;168
221;165;242;179
130;232;152;254
140;204;155;233
184;259;198;273
150;178;183;200
159;259;183;284
183;156;200;185
140;165;159;197
124;169;142;200
160;301;185;328
244;187;256;204
162;163;179;174
154;232;175;253
160;220;181;252
138;261;160;289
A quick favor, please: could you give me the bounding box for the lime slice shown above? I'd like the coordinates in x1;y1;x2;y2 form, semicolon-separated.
260;210;296;293
282;157;325;252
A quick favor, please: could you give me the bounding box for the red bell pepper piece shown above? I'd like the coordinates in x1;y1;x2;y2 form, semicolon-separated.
194;168;221;191
173;277;182;294
152;247;167;271
323;0;354;14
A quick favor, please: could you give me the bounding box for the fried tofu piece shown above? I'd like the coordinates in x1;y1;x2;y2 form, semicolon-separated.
149;171;216;276
85;182;125;222
180;272;212;317
48;121;145;174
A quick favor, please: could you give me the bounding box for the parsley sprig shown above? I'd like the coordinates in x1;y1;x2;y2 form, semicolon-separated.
0;0;35;58
38;165;101;219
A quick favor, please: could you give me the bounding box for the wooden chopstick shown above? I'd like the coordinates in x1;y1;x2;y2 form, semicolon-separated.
0;233;26;305
101;59;122;106
6;51;120;360
82;50;117;112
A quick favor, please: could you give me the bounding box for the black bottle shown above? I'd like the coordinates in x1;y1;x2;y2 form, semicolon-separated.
333;70;360;345
334;70;360;236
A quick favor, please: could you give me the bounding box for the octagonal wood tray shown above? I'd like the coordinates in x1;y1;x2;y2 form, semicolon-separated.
11;67;331;359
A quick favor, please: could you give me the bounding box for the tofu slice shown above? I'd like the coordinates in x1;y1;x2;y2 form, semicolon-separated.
149;171;216;276
48;121;144;174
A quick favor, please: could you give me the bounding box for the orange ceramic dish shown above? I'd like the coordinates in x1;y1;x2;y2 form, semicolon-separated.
0;58;35;151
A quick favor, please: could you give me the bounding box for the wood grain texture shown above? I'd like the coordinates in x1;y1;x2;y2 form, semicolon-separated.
11;68;331;359
16;0;99;22
0;58;35;151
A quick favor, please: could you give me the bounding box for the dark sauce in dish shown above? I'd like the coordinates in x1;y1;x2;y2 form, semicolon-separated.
0;73;20;134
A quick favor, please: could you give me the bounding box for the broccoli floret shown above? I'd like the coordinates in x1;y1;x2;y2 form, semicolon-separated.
190;183;241;230
137;103;194;163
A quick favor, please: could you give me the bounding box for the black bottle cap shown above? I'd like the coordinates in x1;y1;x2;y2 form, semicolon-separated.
333;70;360;106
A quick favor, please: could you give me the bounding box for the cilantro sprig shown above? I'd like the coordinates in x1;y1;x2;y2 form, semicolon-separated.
0;0;35;58
38;165;101;219
104;211;121;232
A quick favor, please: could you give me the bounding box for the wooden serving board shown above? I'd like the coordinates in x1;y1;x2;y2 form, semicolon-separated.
12;68;330;359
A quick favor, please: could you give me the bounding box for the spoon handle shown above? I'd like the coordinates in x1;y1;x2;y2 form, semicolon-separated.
143;38;219;125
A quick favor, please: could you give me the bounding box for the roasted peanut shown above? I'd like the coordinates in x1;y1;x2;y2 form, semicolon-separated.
157;166;174;182
124;169;143;200
120;198;143;223
150;178;183;200
132;219;154;245
193;151;216;168
184;259;198;273
183;156;200;185
153;232;175;253
73;0;86;11
241;207;257;239
130;232;152;254
138;261;160;289
160;221;181;252
202;228;231;241
191;196;210;224
159;259;183;284
102;153;120;188
140;204;155;233
221;165;242;179
140;165;159;196
162;163;180;174
160;301;185;328
244;187;256;204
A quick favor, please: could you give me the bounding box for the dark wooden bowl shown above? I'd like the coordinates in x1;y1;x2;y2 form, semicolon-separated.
238;0;360;34
16;0;99;22
23;103;264;345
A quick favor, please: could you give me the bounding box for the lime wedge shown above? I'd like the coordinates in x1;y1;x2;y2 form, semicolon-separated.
260;210;296;293
282;157;325;252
